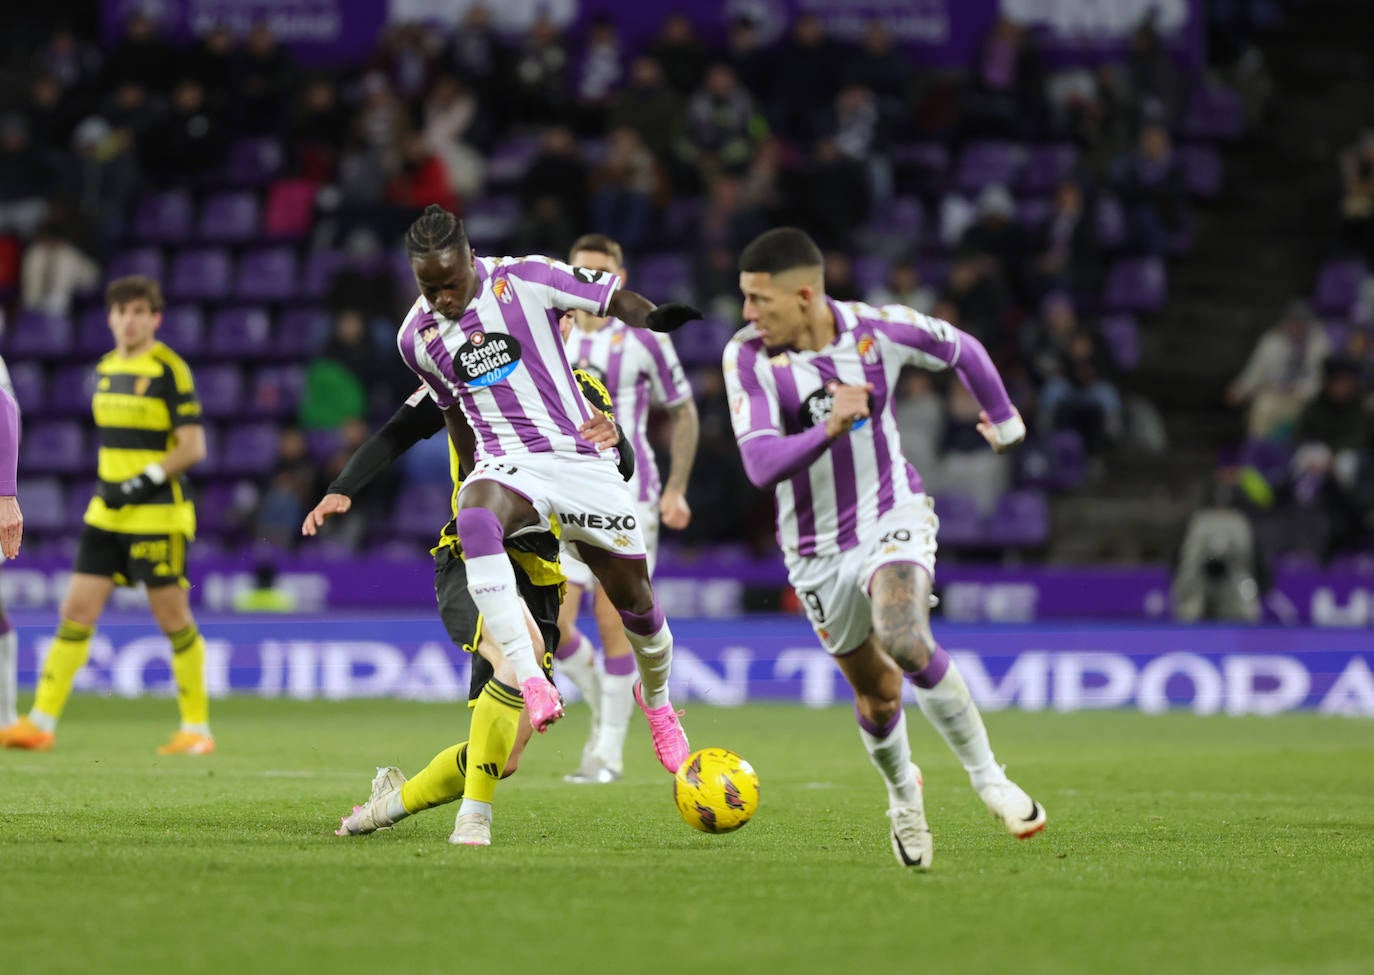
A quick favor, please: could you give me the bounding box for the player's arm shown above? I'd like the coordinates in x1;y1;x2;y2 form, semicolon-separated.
0;385;22;558
303;390;446;535
519;258;702;335
661;399;698;527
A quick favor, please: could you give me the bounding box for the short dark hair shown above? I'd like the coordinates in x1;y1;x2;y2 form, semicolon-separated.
404;203;468;259
105;275;164;311
738;227;824;275
568;233;624;268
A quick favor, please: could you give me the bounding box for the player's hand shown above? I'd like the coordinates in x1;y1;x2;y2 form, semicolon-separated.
105;465;166;509
302;493;351;536
0;496;23;559
824;383;873;438
645;303;703;334
977;409;1026;454
660;488;691;530
578;412;619;450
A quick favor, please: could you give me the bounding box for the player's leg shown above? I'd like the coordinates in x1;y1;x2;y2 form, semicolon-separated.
2;530;115;748
0;584;18;728
143;534;212;755
455;478;563;729
554;547;602;769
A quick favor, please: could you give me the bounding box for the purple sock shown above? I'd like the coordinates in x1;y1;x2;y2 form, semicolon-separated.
618;602;665;637
855;704;901;739
454;508;505;559
908;646;950;689
554;627;586;661
604;653;637;676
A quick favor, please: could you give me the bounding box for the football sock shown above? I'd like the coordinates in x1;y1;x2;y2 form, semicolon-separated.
593;655;637;771
0;620;17;727
31;619;94;726
168;624;210;733
909;648;1003;791
401;743;468;815
457;797;492;821
857;707;921;806
464;679;523;804
456;510;544;685
619;603;672;709
555;631;600;716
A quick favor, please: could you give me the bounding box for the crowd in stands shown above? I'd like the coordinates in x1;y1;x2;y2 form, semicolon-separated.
0;8;1247;562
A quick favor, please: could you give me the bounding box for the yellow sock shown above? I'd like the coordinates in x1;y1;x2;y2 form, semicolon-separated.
464;679;523;804
32;620;94;721
401;743;468;813
168;624;209;729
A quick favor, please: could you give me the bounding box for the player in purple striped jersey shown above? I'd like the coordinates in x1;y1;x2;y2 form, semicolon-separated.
1;357;23;728
396;205;699;803
556;234;700;784
724;228;1047;868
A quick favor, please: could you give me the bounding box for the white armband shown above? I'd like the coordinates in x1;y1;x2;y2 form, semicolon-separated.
144;462;168;485
991;413;1026;447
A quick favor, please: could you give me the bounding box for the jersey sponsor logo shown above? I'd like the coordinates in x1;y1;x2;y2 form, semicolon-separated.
573;267;609;285
456;331;522;387
798;380;873;432
558;511;637;532
491;278;513;304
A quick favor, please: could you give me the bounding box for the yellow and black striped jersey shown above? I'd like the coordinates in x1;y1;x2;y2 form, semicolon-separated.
83;341;201;537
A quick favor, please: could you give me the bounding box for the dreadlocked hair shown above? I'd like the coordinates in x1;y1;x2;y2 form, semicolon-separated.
404;204;467;258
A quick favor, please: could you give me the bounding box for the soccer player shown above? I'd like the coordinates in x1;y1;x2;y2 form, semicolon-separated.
395;204;697;776
303;376;630;845
723;229;1046;868
1;356;23;727
557;234;699;784
0;276;213;755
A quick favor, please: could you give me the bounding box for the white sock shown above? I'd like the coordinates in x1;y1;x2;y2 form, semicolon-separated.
28;709;57;733
180;722;211;737
593;669;637;772
556;634;600;718
912;659;1003;791
464;554;543;684
0;629;17;727
624;623;673;709
858;710;920;806
457;797;492;821
385;794;411;823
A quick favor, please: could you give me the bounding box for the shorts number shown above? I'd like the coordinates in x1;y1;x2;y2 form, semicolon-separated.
879;529;912;545
799;589;826;623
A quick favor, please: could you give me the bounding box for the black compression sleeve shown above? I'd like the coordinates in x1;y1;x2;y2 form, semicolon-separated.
614;424;636;482
326;397;445;497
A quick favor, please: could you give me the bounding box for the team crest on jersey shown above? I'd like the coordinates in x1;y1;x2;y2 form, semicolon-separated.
610;331;625;347
491;278;513;304
856;335;879;365
134;376;151;396
456;331;523;387
799;379;872;432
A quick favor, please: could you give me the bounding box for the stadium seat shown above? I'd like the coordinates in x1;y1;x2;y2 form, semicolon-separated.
76;305;112;356
263;179;318;239
198;423;222;476
4;311;74;358
208;307;274;358
132;189;194;244
194;481;245;536
224;137;285;187
635;253;694;303
46;364;97;416
1103;257;1167;313
1017;197;1053;229
890;142;950;195
955;141;1023;193
5;360;44;412
1182;84;1245;142
851;255;892;296
234;246;299;302
196;364;245;417
1178;145;1223;199
485;134;541;186
64;484;93;528
106;247;164;283
1099;314;1141;371
1095;194;1127;251
159;304;207;355
168;248;233;301
861;196;926;257
1312;259;1367;318
302;250;345;299
1017;144;1077;195
275;307;330;357
985;490;1050;548
390;484;456;539
306;428;341;462
933;492;984;547
1048;430;1088;491
199;190;261;243
18;419;86;474
251;364;305;417
464;196;521;250
16;477;65;532
219;422;280;475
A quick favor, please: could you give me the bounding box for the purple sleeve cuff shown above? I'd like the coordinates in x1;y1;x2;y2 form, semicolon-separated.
738;424;832;489
953;331;1016;424
0;387;19;496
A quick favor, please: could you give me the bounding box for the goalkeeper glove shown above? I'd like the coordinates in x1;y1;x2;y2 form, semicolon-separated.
644;303;702;334
106;463;167;509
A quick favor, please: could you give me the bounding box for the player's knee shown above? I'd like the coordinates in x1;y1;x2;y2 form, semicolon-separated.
856;690;902;728
878;626;935;674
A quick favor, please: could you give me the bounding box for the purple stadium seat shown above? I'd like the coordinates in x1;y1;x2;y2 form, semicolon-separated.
916;258;951;292
199;190;261;243
16;478;65;532
933;492;984;547
863;196;926;256
234;246;299;302
263;179;318;239
1048;430;1087;491
1182;84;1245;142
663;196;703;245
1095;194;1127;250
198;423;222;475
1312;259;1367;318
955;142;1023;193
465;196;522;249
64;484;94;528
224;137;285;187
168;248;233;302
852;255;892;296
1099;314;1141;371
636;253;694;303
132;189;193;244
673;314;732;367
1017;144;1077;195
4;311;73;358
303;250;345;299
1103;257;1167;314
220;422;280;475
106;247;164;283
306;428;342;462
276;307;331;357
391;484;455;539
159;305;206;355
196;364;245;418
77;305;113;355
208;307;274;358
1178;145;1222;198
195;481;243;536
19;419;87;474
985;490;1050;548
486;135;541;186
1017;197;1053;229
251;364;305;417
890;142;950;194
47;364;98;416
1239;437;1292;484
5;360;44;412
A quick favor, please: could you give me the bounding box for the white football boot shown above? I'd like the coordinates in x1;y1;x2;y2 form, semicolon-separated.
336;766;407;836
978;777;1048;839
887;763;933;869
450;811;493;846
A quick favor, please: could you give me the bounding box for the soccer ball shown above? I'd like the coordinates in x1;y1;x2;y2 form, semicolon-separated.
673;747;760;834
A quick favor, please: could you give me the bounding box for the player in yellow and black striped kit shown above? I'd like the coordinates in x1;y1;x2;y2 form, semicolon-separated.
0;276;214;755
303;369;631;845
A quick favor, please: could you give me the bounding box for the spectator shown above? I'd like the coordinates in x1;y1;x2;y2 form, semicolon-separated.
964;16;1046;137
824;252;861;302
1172;469;1266;622
66;116;138;245
679;62;762;188
941;248;1008;344
893;370;943;480
1291;359;1373;558
102;12;177;93
519;125;588;229
422;73;488;199
25;73;80;159
385;132;460;215
0;115;52;236
1034;179;1103;299
961;184;1031;300
140;79;228;187
299;311;374;431
371;23;438;102
20;219;98;315
847;21;914;123
769;15;851;141
33;28;102;99
234;23;296;136
1029;293;1124;451
724;15;771;107
508;16;569;126
792;139;870;251
290;76;351;182
1339;129;1374;264
325;228;400;324
1113;122;1186;255
608;56;684;166
573;15;624;134
648;13;708;97
254;427;325;551
590;127;658;254
443;5;503;106
866;262;936;314
937;382;1013;514
181;25;237;112
1226;299;1331;440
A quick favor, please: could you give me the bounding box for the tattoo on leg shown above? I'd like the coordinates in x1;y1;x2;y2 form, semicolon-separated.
870;565;934;673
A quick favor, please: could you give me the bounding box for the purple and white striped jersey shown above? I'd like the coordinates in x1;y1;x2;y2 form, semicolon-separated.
564;320;693;503
723;299;1017;558
398;255;622;462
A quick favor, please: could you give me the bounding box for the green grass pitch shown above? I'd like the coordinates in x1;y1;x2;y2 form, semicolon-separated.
2;697;1372;975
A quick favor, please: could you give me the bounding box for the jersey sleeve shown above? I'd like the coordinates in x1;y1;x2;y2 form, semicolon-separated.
160;351;202;427
872;304;963;372
642;332;693;407
723;336;780;446
512;258;622;317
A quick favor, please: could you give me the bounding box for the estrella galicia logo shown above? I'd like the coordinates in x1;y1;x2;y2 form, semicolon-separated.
798;380;873;432
456;330;522;387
